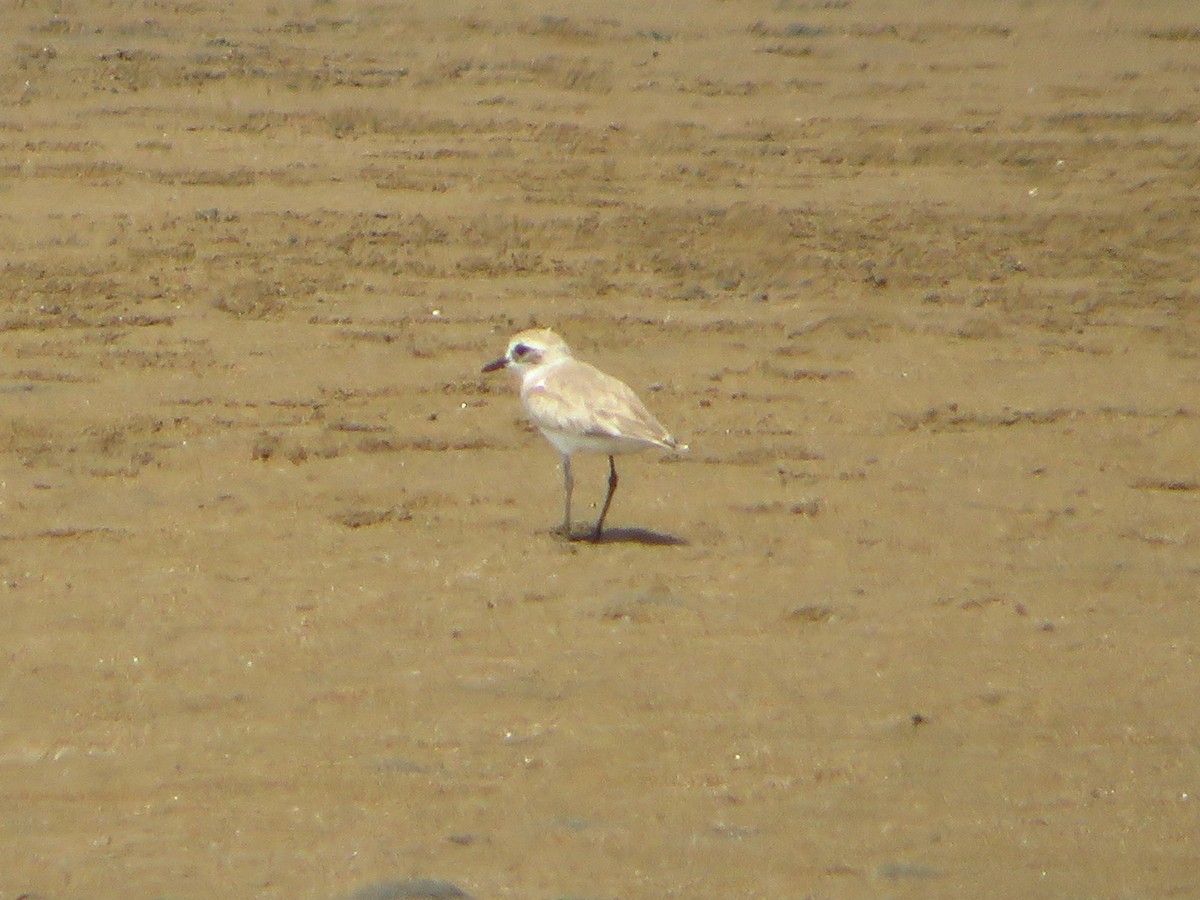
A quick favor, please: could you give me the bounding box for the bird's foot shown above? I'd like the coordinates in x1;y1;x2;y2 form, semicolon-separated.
553;521;605;543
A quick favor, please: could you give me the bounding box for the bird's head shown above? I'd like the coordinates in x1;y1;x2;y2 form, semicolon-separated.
481;328;572;375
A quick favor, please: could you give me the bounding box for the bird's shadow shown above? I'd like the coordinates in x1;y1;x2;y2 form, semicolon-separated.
558;525;688;546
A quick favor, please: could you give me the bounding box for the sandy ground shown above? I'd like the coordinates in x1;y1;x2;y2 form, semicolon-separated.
1;1;1198;897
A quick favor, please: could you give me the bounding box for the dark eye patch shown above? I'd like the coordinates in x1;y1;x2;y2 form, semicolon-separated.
513;343;531;357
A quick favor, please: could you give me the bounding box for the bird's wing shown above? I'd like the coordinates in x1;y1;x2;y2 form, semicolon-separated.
524;361;675;448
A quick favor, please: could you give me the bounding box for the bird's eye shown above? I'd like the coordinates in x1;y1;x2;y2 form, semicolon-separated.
513;343;531;358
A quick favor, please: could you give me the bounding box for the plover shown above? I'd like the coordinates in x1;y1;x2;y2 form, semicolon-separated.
482;327;686;541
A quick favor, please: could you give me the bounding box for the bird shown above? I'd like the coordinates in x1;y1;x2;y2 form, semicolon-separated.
482;327;686;541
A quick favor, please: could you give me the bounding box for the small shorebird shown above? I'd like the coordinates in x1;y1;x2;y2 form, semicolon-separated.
482;328;686;541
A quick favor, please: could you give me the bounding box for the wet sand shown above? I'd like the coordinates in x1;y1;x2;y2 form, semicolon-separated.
1;1;1198;896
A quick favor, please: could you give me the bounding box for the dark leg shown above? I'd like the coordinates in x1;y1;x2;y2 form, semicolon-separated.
592;455;618;541
560;454;573;536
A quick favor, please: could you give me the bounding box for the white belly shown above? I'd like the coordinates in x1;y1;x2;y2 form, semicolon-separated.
540;428;648;457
